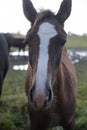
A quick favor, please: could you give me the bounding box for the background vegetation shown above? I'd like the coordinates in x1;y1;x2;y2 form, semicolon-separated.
0;35;87;130
67;35;87;49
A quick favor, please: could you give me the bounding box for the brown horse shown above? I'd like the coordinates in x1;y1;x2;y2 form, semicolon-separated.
0;34;9;96
23;0;77;130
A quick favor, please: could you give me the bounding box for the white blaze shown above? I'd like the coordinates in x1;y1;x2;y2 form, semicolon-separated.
36;22;57;90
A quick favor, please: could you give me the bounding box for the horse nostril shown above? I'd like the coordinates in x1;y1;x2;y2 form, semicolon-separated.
47;88;52;102
30;86;35;103
45;87;52;107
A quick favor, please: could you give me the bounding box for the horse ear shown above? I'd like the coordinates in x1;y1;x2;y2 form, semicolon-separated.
56;0;72;24
23;0;37;24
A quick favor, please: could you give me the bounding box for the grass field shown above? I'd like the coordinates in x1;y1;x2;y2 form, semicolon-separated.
0;35;87;130
67;35;87;49
0;69;27;130
75;62;87;130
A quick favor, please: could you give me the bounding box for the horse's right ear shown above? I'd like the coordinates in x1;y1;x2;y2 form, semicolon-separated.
23;0;37;25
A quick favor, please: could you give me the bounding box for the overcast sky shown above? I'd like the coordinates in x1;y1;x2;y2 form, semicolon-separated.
0;0;87;35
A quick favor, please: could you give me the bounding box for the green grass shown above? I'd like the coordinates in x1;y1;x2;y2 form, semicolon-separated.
0;70;28;130
75;62;87;130
0;35;87;130
66;35;87;49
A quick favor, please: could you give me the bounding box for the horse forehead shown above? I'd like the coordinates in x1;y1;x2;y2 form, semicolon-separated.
37;22;58;39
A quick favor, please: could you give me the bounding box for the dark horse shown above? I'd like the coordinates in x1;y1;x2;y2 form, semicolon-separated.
2;33;26;52
23;0;77;130
0;34;9;96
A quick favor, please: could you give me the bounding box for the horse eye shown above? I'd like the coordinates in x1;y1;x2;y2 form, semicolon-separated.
27;39;32;48
61;39;66;45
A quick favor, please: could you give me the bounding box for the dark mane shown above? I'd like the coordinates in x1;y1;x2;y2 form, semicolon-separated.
35;10;55;25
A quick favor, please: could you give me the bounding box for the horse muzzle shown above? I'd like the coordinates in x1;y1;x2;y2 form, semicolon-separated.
29;85;53;110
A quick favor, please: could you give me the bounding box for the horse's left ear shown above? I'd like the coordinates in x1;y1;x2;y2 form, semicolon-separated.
56;0;72;24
